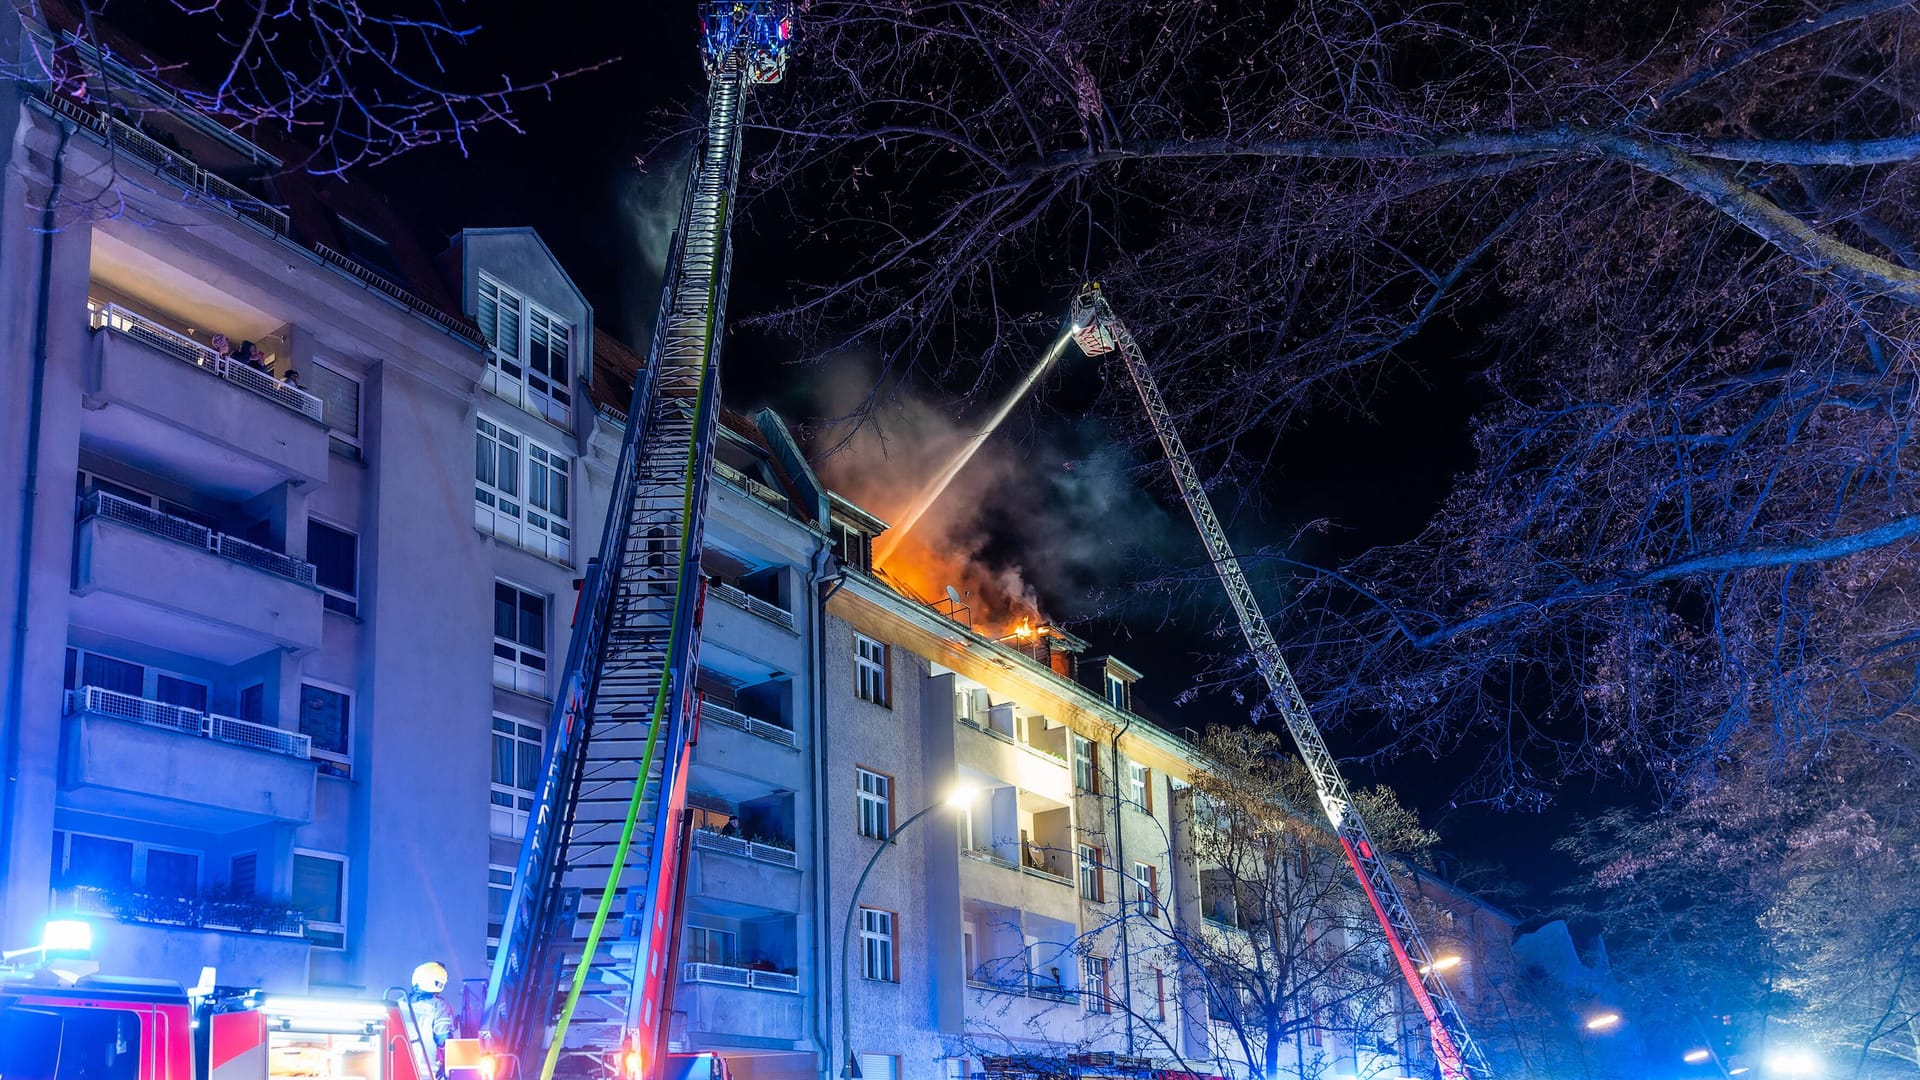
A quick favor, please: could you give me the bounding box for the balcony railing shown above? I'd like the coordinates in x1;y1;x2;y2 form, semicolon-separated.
67;685;312;760
55;884;306;937
88;301;325;423
708;581;796;631
966;972;1080;1003
80;491;318;587
714;461;791;513
692;828;799;868
41;92;291;236
698;699;799;749
681;962;800;994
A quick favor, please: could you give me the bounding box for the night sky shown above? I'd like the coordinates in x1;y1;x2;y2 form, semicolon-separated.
347;5;1587;911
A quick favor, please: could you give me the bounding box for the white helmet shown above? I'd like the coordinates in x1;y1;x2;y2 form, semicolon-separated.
411;960;449;995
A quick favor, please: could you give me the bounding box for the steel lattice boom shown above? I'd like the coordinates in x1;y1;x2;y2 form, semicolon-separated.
1069;284;1492;1080
482;5;794;1078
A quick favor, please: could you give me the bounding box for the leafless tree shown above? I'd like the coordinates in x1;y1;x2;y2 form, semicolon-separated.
743;0;1920;802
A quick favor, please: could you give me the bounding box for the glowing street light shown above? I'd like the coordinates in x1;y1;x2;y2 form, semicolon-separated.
1419;955;1463;975
1584;1012;1623;1032
1763;1048;1821;1076
1684;1048;1712;1064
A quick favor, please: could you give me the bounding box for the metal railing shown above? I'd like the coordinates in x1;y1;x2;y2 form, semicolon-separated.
56;885;306;937
963;847;1018;871
692;828;799;868
80;491;318;587
713;461;791;512
698;698;799;749
67;685;312;759
41;93;292;236
87;301;325;423
681;963;800;994
708;581;796;631
312;243;488;347
966;972;1080;1003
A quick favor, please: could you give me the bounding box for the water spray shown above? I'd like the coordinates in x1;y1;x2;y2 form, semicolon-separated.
872;328;1076;568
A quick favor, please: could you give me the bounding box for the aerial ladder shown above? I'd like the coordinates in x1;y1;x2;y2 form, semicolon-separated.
479;5;795;1079
1068;285;1493;1080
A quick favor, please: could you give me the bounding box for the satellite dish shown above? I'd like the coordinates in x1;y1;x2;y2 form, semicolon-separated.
945;585;965;606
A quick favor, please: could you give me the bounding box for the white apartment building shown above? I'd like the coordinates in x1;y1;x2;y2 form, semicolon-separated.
0;7;1520;1080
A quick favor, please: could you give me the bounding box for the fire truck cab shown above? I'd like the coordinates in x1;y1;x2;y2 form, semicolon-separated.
0;971;438;1080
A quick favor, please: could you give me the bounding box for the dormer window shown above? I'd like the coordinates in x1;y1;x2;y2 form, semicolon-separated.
1104;672;1128;711
478;274;573;426
833;519;872;573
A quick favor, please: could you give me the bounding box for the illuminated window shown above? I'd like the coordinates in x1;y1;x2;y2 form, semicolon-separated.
854;633;889;705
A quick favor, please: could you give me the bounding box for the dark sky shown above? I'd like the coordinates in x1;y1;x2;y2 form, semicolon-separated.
352;5;1585;911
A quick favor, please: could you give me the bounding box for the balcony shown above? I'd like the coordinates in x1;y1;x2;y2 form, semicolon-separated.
90;302;322;422
681;962;800;994
698;698;798;750
709;580;795;631
50;886;312;993
692;828;799;869
713;460;791;514
62;687;317;829
73;492;324;659
965;971;1081;1004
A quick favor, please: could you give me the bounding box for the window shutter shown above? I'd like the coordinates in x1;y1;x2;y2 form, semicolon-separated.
306;362;361;451
858;1056;898;1080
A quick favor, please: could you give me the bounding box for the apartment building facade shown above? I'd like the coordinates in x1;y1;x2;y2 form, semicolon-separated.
0;8;1518;1080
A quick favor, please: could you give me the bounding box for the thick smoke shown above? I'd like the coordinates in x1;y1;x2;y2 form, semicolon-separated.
612;149;690;350
808;356;1181;634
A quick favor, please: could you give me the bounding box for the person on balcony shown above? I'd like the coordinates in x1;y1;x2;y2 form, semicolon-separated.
720;815;741;838
235;340;269;372
284;369;302;389
209;333;233;364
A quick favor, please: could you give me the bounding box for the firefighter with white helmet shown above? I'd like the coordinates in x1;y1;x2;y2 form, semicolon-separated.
405;960;457;1078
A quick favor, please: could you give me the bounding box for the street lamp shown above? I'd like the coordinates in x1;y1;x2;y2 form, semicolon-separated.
1418;955;1463;976
1585;1012;1623;1032
840;783;979;1079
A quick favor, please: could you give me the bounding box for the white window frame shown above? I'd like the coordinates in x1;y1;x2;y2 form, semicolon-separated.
491;715;544;838
684;923;739;967
1105;672;1128;710
1133;861;1158;917
298;679;354;778
859;907;897;982
856;768;892;839
1072;734;1098;793
1083;955;1111;1014
853;633;889;706
487;864;514;959
857;1056;899;1080
475;417;573;564
493;580;550;696
478;273;573;427
293;849;348;950
1128;762;1150;811
1078;843;1104;902
307;517;359;617
64;646;211;711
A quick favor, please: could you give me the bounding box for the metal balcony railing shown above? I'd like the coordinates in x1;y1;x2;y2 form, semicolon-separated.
965;971;1080;1003
41;93;292;236
681;963;800;994
708;581;796;631
80;491;318;587
713;461;790;513
67;685;312;759
55;885;306;937
698;698;799;749
692;828;799;868
87;301;325;423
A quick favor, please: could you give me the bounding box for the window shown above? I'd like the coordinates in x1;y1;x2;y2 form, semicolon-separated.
1128;762;1152;813
487;865;514;959
476;419;572;562
684;924;739;966
944;1059;972;1080
478;275;574;425
299;683;352;777
1153;969;1168;1021
1134;862;1159;916
1105;671;1130;710
833;521;871;572
857;1056;898;1080
307;360;362;459
62;648;209;710
229;852;259;897
293;851;347;949
50;831;200;899
1078;844;1105;902
493;582;549;695
856;768;892;839
853;633;889;706
1072;734;1099;794
860;907;897;981
491;717;544;838
1083;956;1111;1013
239;684;265;724
307;520;359;616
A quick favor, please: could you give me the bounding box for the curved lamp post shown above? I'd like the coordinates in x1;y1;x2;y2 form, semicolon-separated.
839;783;978;1079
